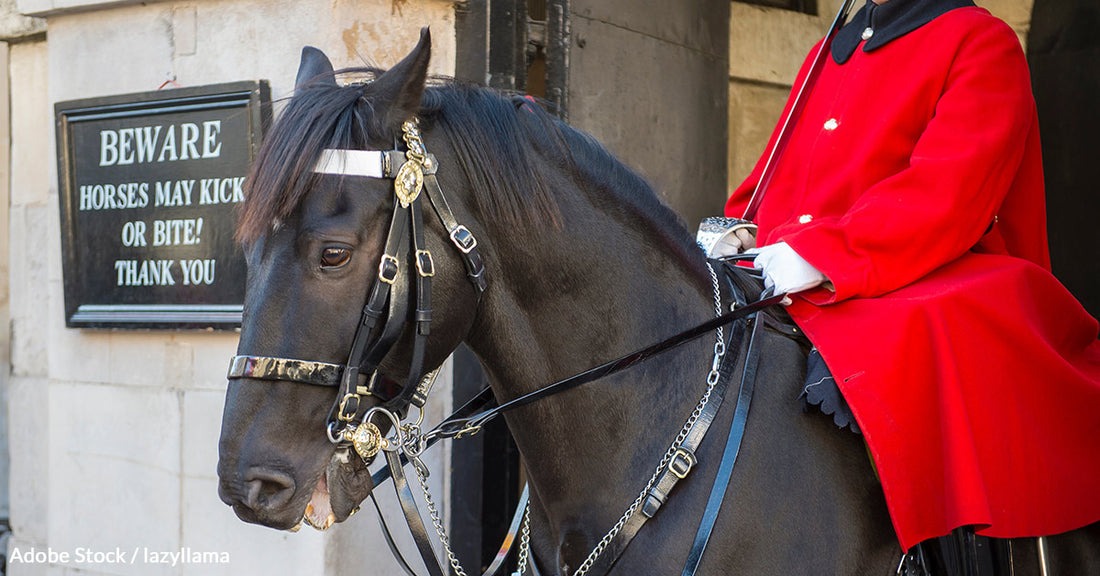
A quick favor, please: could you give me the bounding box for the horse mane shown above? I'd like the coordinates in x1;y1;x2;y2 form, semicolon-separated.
237;70;683;245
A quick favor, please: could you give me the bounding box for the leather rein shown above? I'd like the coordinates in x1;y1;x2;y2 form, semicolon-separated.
225;118;790;576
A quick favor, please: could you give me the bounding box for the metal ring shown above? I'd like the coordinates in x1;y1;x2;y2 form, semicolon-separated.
326;421;345;445
364;406;404;452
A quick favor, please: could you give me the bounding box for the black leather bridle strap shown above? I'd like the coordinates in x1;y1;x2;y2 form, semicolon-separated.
680;308;767;576
641;272;750;519
384;448;448;576
385;198;434;413
351;200;408;371
366;289;785;489
358;205;412;385
369;491;420;576
327;201;412;424
430;290;788;440
585;300;746;576
422;173;487;298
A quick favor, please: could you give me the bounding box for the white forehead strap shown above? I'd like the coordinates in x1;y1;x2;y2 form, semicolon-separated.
314;149;386;179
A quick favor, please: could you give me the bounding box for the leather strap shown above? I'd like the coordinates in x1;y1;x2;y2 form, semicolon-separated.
326;202;410;424
641;272;750;518
383;451;533;576
431;290;786;440
385;199;433;415
370;385;498;488
423;173;487;298
587;271;753;575
385;448;448;576
680;308;766;576
359;207;412;384
370;491;420;576
586;313;745;576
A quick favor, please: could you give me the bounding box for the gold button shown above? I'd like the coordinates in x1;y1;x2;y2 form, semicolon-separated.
861;27;874;41
823;118;839;131
799;214;813;224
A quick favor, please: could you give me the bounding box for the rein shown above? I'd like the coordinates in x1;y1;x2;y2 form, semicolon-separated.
372;261;784;576
226;117;791;575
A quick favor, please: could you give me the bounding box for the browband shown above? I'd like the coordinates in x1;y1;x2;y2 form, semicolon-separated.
314;149;412;179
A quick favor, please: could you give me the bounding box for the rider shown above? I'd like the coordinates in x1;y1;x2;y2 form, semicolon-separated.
707;0;1100;573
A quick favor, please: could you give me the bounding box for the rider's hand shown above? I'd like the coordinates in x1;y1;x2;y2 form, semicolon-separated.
709;227;757;257
748;241;827;304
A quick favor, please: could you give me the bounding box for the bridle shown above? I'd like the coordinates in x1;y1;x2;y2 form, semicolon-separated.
225;114;794;576
227;117;489;465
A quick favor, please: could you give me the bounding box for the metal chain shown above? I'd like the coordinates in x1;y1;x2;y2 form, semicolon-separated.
514;502;532;576
404;263;725;576
413;462;470;576
570;262;726;576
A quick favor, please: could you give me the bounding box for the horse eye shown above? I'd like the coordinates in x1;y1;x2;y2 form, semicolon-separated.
320;247;351;269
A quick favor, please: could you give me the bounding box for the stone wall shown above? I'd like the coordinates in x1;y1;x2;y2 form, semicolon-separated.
3;1;457;575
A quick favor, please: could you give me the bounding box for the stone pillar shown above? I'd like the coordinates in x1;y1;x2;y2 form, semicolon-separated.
565;0;731;230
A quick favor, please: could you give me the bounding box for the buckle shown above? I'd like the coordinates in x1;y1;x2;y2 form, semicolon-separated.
415;250;435;277
450;226;477;254
378;254;399;284
669;447;696;479
337;393;361;422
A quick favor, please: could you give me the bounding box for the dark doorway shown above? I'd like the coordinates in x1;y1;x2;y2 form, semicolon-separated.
1027;0;1100;319
451;1;538;571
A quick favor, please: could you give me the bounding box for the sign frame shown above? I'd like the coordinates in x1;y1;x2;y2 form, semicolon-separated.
55;80;270;330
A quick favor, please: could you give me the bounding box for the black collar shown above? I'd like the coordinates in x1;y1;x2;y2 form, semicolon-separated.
832;0;977;65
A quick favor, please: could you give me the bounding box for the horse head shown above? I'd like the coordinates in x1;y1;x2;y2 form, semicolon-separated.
217;29;486;531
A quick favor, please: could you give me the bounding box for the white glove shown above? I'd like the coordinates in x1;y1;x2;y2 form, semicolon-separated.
749;241;827;297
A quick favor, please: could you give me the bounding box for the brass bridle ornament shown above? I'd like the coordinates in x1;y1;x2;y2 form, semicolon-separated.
227;118;488;466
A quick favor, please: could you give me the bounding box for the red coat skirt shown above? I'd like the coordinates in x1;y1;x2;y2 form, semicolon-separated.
725;7;1100;550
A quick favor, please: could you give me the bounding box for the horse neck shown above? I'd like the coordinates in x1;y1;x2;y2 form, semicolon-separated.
463;170;720;556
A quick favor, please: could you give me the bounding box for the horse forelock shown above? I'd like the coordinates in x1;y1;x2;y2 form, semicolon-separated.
236;73;372;244
237;73;589;245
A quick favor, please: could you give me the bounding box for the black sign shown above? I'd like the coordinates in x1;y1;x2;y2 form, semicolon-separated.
55;81;270;329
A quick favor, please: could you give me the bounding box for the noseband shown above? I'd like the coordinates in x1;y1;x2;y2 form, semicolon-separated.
227;118;488;462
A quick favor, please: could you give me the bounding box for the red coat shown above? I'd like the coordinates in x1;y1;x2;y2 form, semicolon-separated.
726;7;1100;550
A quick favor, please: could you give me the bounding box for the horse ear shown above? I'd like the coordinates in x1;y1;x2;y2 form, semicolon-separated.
295;46;337;89
371;28;432;128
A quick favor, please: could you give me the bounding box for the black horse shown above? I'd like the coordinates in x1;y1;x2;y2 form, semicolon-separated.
217;30;1099;575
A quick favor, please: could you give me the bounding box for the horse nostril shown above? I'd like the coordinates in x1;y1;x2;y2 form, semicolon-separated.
243;468;297;513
